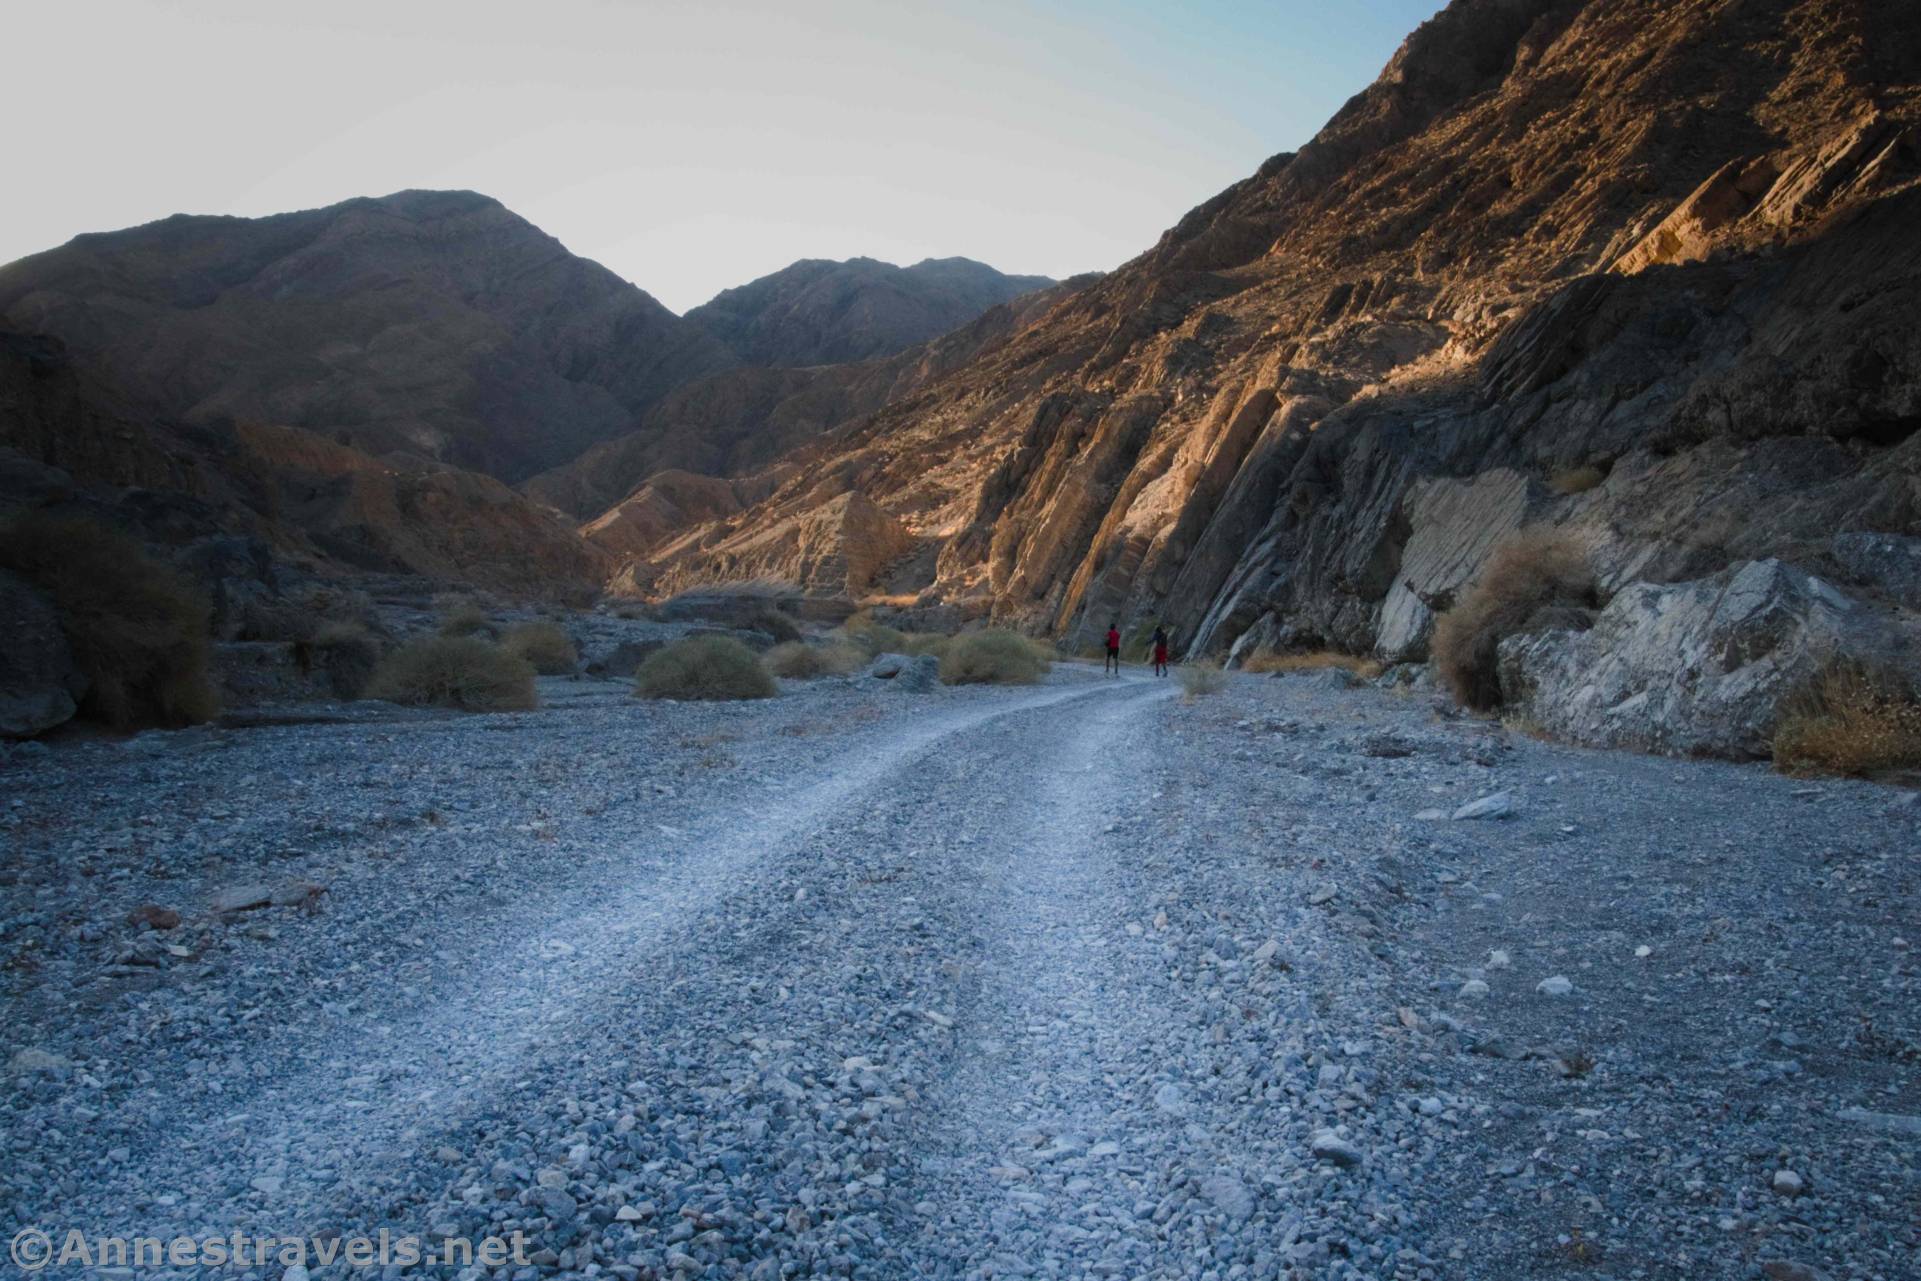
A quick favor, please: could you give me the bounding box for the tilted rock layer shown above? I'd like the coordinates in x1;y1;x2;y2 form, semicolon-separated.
639;0;1920;701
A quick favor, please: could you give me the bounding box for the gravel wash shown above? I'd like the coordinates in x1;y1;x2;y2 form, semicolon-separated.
2;667;1915;1281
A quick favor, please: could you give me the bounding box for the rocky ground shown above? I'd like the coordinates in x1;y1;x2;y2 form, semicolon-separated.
1;665;1916;1281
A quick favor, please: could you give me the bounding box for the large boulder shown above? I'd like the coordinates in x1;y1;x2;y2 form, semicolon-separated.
0;570;85;737
1497;559;1917;758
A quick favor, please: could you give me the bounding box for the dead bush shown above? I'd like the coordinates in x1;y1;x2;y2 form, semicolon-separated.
764;641;866;679
939;630;1049;685
309;621;382;699
501;622;578;675
1242;649;1383;679
0;512;219;728
1433;529;1596;710
438;600;492;637
634;635;777;700
1549;465;1607;496
1176;664;1228;698
1773;665;1921;776
366;636;537;711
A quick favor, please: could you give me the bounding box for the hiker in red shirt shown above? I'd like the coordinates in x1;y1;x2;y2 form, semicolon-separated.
1104;622;1122;676
1152;625;1170;677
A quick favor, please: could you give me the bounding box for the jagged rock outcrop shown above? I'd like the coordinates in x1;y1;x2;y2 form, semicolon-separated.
1498;559;1920;757
0;190;735;483
630;0;1920;757
685;257;1054;367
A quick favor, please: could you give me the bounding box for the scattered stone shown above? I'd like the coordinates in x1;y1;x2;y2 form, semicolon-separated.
1772;1169;1805;1196
1309;1130;1363;1168
126;904;183;931
1451;791;1513;821
1536;975;1574;997
8;1046;70;1073
1458;979;1490;1000
213;884;273;913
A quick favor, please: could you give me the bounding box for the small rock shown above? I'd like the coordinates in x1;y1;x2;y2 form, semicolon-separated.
1772;1169;1805;1196
126;904;182;931
213;884;273;913
1198;1174;1254;1221
1634;944;1653;958
1451;791;1514;821
1458;979;1490;1000
1309;1130;1363;1168
8;1046;70;1073
1487;949;1511;969
1414;808;1448;821
1307;885;1338;906
1536;975;1574;997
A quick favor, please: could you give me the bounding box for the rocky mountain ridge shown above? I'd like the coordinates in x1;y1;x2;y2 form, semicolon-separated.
684;255;1055;368
621;0;1921;756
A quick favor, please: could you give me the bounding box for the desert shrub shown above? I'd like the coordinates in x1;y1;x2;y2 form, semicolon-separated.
501;622;578;675
1549;465;1607;496
309;621;382;698
0;512;219;728
751;608;803;644
634;635;777;700
939;630;1049;685
366;636;537;711
438;600;492;637
763;640;866;679
1433;529;1596;710
841;611;909;656
1773;665;1921;776
1242;648;1383;679
1176;664;1228;698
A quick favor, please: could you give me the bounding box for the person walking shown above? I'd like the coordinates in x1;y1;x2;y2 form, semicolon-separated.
1151;625;1170;677
1104;621;1122;675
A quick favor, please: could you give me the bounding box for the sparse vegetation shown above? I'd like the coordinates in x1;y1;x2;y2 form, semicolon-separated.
1549;464;1607;495
1772;664;1921;776
438;600;492;637
365;636;537;711
751;609;803;644
939;629;1050;685
1433;529;1596;710
501;622;578;675
1242;648;1383;679
309;621;383;698
1176;664;1228;698
764;640;866;679
0;512;219;728
840;611;909;656
634;635;777;700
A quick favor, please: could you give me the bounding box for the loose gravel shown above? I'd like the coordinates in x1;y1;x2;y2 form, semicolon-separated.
1;666;1915;1280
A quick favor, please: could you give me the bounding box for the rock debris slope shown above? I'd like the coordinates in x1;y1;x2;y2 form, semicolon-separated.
631;0;1921;752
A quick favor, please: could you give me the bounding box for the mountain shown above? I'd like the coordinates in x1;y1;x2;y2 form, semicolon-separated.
630;0;1921;673
684;256;1055;367
521;277;1094;521
0;190;736;484
0;328;611;601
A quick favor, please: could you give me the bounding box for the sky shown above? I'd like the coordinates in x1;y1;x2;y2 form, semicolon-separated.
8;0;1442;313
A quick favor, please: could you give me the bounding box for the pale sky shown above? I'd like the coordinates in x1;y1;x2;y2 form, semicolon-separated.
8;0;1440;313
